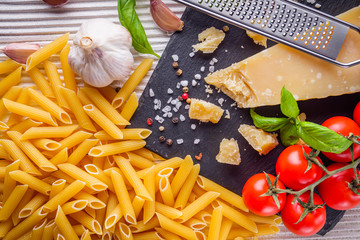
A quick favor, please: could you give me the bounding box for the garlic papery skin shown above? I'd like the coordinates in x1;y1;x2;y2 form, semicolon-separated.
150;0;184;33
2;43;40;64
68;18;134;88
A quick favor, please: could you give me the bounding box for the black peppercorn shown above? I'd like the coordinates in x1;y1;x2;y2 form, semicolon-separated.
159;136;166;143
172;117;179;124
166;139;173;146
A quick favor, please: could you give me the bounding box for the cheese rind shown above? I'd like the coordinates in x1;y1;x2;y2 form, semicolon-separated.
216;138;241;165
188;98;224;124
205;6;360;108
192;27;226;54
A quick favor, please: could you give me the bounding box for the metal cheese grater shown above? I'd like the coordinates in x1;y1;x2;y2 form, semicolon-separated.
174;0;360;67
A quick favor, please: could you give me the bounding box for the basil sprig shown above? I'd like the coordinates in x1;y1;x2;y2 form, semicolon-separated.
251;86;352;153
118;0;160;58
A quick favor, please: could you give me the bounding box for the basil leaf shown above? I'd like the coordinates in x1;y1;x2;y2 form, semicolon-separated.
280;121;299;146
297;121;352;153
250;109;289;132
118;0;160;58
280;86;299;118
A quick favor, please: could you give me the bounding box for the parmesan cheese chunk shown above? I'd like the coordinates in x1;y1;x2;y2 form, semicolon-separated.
238;124;278;155
216;138;241;165
193;27;226;53
205;6;360;108
246;30;267;48
188;98;224;123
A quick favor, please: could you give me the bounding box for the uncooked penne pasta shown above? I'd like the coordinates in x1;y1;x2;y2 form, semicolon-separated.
0;185;29;221
7;131;57;172
58;163;108;192
61;200;88;215
208;206;223;240
156;213;197;240
183;218;207;231
30;218;47;240
27;88;72;124
159;176;175;207
155;227;182;240
49;179;66;199
26;67;55;98
6;87;32;126
60;87;96;132
120;92;138;122
132;148;165;161
155;202;182;219
0;121;9;131
119;222;134;240
0;59;21;75
83;104;123;139
21;125;78;140
69;211;102;235
0;67;22;98
19;192;48;219
3;99;57;126
3;160;20;202
73;191;106;210
9;170;51;196
0;86;23;118
105;204;122;229
98;86;117;102
81;87;129;125
219;217;233;240
171;155;193;198
112;59;153;108
42;220;56;240
55;206;79;240
32;138;61;151
49;148;68;165
8;118;42;134
243;212;282;225
67;139;99;165
133;231;159;240
80;230;92;240
60;44;77;92
132;195;145;219
227;224;279;238
136;157;183;179
129;217;159;233
94;128;152;141
89;140;146;157
26;33;69;71
83;164;114;192
0;219;13;239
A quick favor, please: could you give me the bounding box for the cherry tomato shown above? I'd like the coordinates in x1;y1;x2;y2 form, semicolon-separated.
242;173;287;216
353;101;360;127
321;116;360;162
317;163;360;210
281;192;326;236
276;145;324;190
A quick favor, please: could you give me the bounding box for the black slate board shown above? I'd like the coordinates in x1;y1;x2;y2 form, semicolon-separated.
130;0;360;235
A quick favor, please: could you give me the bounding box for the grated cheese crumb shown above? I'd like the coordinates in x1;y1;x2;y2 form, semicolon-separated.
225;109;230;119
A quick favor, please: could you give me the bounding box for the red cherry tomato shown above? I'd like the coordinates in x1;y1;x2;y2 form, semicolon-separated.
242;173;287;216
276;145;324;190
321;116;360;162
318;163;360;210
353;101;360;127
281;192;326;236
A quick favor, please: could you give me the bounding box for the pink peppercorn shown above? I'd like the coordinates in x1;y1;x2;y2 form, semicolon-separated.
182;93;189;100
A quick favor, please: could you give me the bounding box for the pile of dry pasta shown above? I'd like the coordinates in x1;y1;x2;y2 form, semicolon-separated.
0;33;281;240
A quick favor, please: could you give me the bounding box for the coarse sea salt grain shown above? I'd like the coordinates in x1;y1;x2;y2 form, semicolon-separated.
173;107;179;112
167;97;173;104
162;105;171;113
218;98;224;106
149;88;155;97
179;114;185;121
189;52;195;58
177;139;184;144
180;80;189;87
175;102;182;109
200;66;205;72
191;124;196;130
194;74;201;80
171;99;177;105
209;66;215;72
194;139;200;144
315;3;321;8
185;104;190;110
176;82;181;89
155;115;165;123
192;80;197;86
172;54;179;62
167;88;173;94
212;58;218;63
210;60;215;66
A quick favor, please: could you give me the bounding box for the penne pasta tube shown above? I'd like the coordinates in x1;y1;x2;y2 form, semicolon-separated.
155;227;182;240
159;176;175;207
3;99;58;126
77;89;92;105
155;202;183;219
26;33;69;71
32;138;61;151
55;206;80;240
129;217;160;233
49;148;68;165
70;211;102;235
133;231;160;240
95;128;152;141
133;148;165;161
19;192;47;219
73;191;106;210
183;218;207;231
156;213;197;240
42;219;56;240
114;155;152;201
174;164;200;210
171;155;193;198
89;140;146;157
27;67;55;98
120;92;138;122
0;67;22;98
2;206;48;240
0;146;10;160
61;200;88;215
110;170;137;225
243;212;282;225
43;60;69;109
112;59;153;108
0;59;21;75
9;170;51;195
105;191;118;224
136;157;183;179
84;164;114;192
81;87;129;125
80;230;92;240
132;195;145;219
60;44;77;92
0;86;23;119
213;200;258;233
227;224;279;238
0;139;41;176
60;87;97;132
105;204;122;229
49;179;66;199
7;131;57;172
67;139;99;165
43;180;86;213
6;87;32;127
121;152;154;170
83;104;123;139
0;185;29;221
11;188;34;225
119;222;134;240
0;121;9;131
208;206;223;240
27;88;72;124
0;166;5;178
30;218;47;240
219;217;233;240
3;160;20;202
8;118;42;134
143;166;156;224
98;86;117;102
72;225;87;237
0;219;13;239
197;175;249;212
58;163;108;192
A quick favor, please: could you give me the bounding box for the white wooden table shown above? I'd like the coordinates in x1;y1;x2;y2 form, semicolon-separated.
0;0;359;239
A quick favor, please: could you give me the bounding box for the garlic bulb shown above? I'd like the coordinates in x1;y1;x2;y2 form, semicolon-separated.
68;19;134;88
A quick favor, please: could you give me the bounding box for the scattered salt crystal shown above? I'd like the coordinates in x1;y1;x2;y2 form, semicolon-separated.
168;97;173;104
192;80;197;86
155;115;160;120
176;82;181;89
210;60;215;65
167;88;173;94
194;74;201;80
225;49;228;52
180;80;189;87
189;52;195;58
175;102;182;109
207;94;210;98
209;66;215;72
173;107;179;112
179;114;185;122
155;115;165;123
185;105;190;110
191;124;196;130
149;88;155;97
171;99;177;105
218;98;224;106
177;139;184;144
162;105;171;112
241;45;244;49
194;139;200;144
315;3;321;8
200;66;205;72
172;54;179;62
212;58;218;63
167;112;173;118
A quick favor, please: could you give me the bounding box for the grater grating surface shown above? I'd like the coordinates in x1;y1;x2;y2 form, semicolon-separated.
175;0;360;67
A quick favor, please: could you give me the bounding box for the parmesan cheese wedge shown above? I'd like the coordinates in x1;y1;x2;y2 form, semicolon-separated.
205;6;360;108
188;98;224;123
216;138;241;165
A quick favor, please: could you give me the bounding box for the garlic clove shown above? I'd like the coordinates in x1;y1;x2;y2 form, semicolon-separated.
2;43;40;64
150;0;184;32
